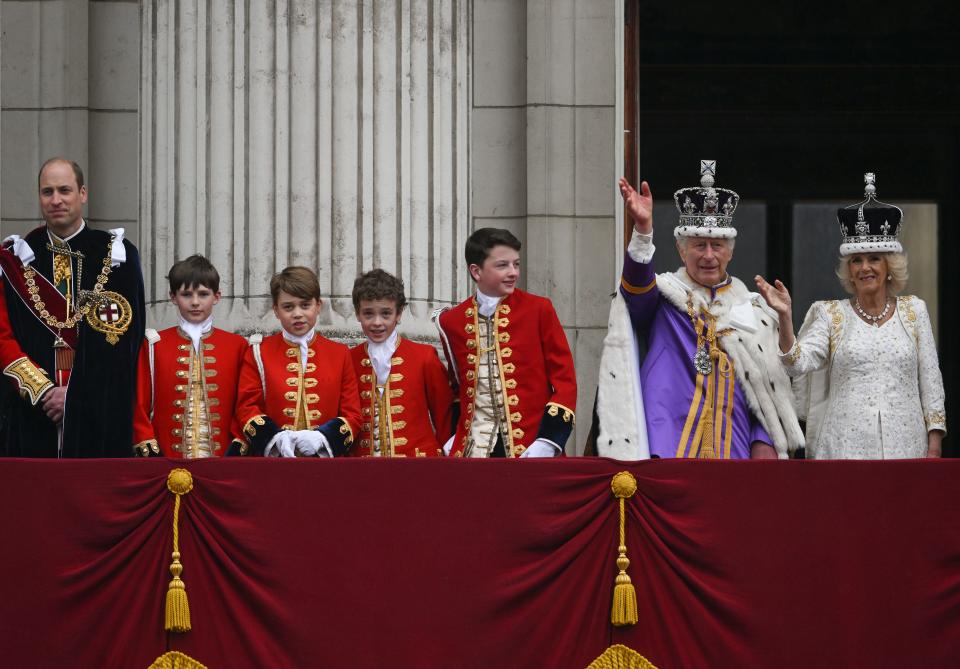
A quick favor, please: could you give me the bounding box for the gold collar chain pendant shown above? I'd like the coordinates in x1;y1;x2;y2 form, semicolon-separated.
23;236;114;332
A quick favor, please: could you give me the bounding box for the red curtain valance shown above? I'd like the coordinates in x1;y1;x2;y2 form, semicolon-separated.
1;458;958;668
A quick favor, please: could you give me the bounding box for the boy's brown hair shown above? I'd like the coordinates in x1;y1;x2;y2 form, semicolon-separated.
351;269;408;312
168;254;220;294
270;266;322;303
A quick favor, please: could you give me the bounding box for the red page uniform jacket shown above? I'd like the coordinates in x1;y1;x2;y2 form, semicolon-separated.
436;289;577;457
131;327;247;457
231;331;361;456
349;338;454;457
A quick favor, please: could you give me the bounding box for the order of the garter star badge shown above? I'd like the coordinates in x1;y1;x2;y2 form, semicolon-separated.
85;290;133;344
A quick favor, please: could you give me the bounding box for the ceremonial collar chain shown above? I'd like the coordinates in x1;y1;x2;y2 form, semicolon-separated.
23;235;114;335
685;294;733;377
854;298;891;326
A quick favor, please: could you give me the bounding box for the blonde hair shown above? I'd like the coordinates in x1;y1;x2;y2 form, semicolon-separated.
835;252;908;297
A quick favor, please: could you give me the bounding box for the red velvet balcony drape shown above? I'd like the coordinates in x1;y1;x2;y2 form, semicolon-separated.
1;458;958;668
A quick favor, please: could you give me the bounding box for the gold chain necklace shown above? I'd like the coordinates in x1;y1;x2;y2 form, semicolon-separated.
22;237;113;332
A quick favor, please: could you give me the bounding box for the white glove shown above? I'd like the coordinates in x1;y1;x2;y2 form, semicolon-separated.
264;431;296;458
520;438;560;458
442;434;455;456
291;430;332;458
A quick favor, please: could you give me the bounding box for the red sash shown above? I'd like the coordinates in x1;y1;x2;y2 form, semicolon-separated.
0;243;79;349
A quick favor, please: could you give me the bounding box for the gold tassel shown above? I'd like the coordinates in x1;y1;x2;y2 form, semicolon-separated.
165;468;194;633
610;471;639;627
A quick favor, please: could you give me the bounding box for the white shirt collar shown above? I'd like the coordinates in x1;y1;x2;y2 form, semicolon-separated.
367;329;400;385
475;289;502;318
179;315;214;353
282;328;316;367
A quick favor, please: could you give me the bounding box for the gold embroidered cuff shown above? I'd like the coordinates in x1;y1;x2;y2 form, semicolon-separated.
779;341;802;365
337;418;354;446
925;410;947;432
133;439;161;457
546;402;576;424
3;356;54;405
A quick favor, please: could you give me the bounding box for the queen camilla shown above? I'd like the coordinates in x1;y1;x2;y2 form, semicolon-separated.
756;173;946;459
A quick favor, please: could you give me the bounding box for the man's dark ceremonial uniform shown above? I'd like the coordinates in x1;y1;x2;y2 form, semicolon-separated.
0;224;145;457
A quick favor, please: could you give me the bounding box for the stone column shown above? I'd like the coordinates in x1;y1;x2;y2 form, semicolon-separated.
471;0;620;452
140;0;470;338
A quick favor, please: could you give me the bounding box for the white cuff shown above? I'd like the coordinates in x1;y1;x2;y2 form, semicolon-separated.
442;435;455;456
627;230;655;264
521;439;561;458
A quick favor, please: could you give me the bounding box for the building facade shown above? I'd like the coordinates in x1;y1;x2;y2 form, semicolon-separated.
1;0;623;453
2;1;953;453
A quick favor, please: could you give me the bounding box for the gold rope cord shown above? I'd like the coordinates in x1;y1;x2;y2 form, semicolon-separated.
610;471;638;626
165;468;193;633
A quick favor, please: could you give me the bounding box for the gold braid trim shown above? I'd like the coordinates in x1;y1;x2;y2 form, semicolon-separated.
132;439;160;457
546;401;576;424
825;300;842;359
336;416;355;446
620;276;657;295
897;296;919;347
147;651;209;669
3;356;54;405
586;645;659;669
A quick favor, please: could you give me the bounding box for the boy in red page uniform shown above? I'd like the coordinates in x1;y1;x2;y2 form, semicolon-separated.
434;228;577;458
132;255;246;457
350;269;453;457
230;266;361;457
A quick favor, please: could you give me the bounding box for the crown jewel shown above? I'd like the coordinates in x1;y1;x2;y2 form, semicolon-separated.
836;172;903;256
672;160;739;239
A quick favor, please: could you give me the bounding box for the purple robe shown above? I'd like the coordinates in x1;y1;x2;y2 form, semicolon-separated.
620;251;771;459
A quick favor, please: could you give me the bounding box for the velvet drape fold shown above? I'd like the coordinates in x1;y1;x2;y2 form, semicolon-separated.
1;458;957;668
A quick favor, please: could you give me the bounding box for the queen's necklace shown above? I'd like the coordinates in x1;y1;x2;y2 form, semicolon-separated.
854;298;891;326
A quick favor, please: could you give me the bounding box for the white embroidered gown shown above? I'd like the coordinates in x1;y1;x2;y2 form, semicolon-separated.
783;297;946;459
